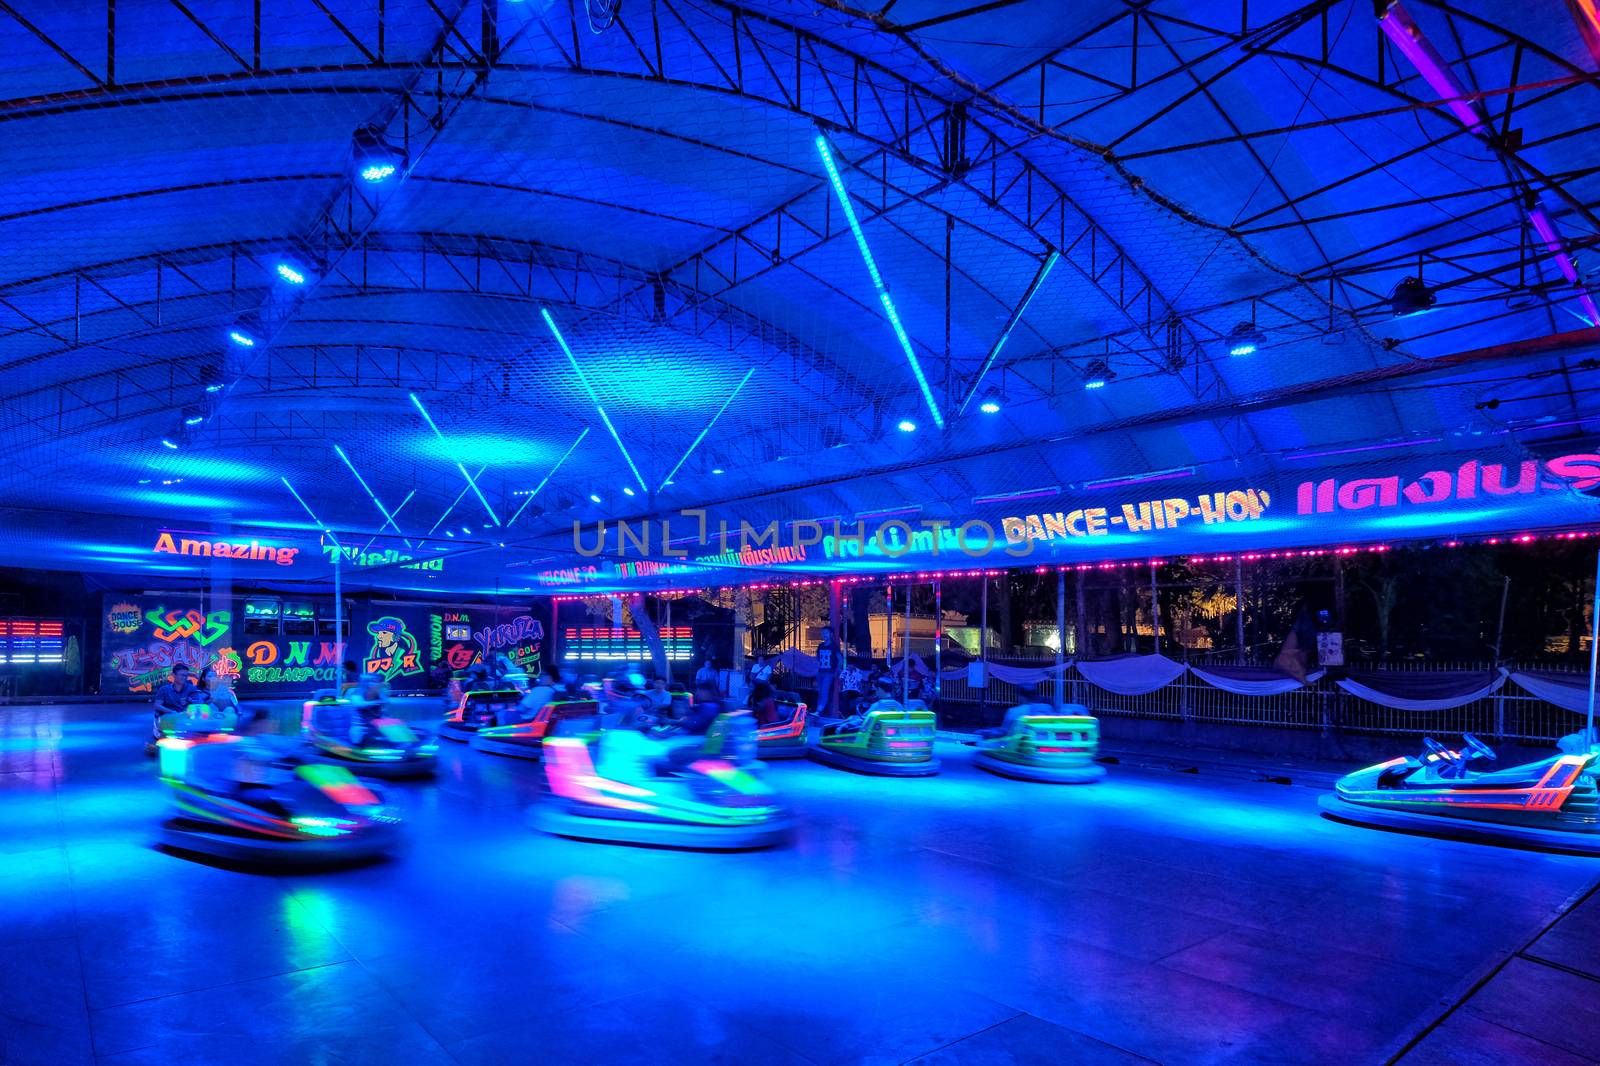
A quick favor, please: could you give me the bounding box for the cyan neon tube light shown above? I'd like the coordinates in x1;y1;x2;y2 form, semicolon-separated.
816;135;945;429
541;309;649;492
409;393;500;526
280;477;328;533
959;250;1059;416
428;464;488;535
657;366;756;492
333;444;409;545
507;427;592;527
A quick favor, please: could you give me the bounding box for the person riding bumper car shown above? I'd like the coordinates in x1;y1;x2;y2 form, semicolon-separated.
810;680;940;776
145;697;239;756
973;700;1105;784
156;735;401;866
534;711;790;849
302;678;438;779
440;684;526;743
1318;733;1600;854
471;697;601;759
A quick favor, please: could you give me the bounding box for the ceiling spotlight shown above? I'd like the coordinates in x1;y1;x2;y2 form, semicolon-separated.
445;530;454;537
227;328;256;348
1083;359;1115;390
1389;276;1437;317
622;486;635;497
352;125;406;184
589;493;603;503
897;419;917;433
461;526;472;535
1225;321;1263;356
205;383;225;394
183;414;205;427
275;262;308;285
711;467;725;475
160;438;179;450
978;398;1001;414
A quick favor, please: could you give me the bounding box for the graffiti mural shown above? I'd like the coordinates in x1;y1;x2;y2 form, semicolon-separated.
475;614;543;675
365;616;422;682
145;606;231;646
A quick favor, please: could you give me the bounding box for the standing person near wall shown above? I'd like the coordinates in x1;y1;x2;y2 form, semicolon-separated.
814;628;839;717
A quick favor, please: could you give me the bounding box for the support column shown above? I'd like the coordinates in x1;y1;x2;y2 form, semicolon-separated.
1150;560;1161;654
550;598;560;677
979;574;989;719
903;580;913;704
1054;568;1065;711
884;583;893;669
933;578;943;712
629;593;667;680
1234;557;1247;665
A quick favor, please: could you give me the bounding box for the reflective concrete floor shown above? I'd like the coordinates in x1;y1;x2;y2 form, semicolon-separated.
3;703;1596;1065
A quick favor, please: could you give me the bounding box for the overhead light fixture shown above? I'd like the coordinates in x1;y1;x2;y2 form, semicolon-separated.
622;486;635;497
1389;276;1438;317
1226;321;1263;357
589;493;602;503
978;397;1001;414
711;467;725;475
160;438;180;450
445;530;454;537
897;419;917;433
352;125;405;184
461;526;472;535
227;327;256;348
275;262;308;286
816;135;945;430
183;414;205;427
1084;360;1114;390
205;383;225;394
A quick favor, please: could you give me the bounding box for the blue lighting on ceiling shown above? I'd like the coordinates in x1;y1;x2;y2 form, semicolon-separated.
622;486;635;497
897;419;917;432
228;329;255;348
541;308;649;493
656;366;755;492
409;393;501;526
359;163;397;183
279;476;327;532
816;135;945;430
960;250;1058;416
204;383;224;393
711;467;725;475
160;438;179;449
506;427;590;527
333;443;407;542
979;400;1001;414
1229;341;1258;357
183;415;204;426
589;493;602;503
413;433;557;467
275;262;307;285
1084;379;1107;390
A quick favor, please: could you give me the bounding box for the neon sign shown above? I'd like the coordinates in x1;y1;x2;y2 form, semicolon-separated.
107;602;142;634
321;542;444;572
1297;454;1600;514
153;532;299;566
1003;487;1271;545
364;616;422;681
145;606;231;646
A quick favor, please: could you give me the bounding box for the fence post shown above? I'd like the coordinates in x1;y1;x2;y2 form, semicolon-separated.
1054;568;1065;712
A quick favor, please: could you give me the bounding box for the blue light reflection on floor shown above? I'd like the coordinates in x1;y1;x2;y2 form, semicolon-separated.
2;703;1595;1065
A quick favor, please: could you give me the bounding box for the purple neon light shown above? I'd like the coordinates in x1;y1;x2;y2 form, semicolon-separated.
1528;206;1600;324
972;485;1061;506
1083;468;1195;490
1284;436;1442;461
1378;3;1485;131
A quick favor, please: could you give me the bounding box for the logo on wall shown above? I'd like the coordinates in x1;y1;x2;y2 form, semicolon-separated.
474;615;543;675
365;616;422;681
107;602;142;634
145;606;231;647
212;647;243;679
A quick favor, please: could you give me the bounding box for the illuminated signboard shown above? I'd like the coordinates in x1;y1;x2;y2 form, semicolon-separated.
153;531;299;566
563;625;691;662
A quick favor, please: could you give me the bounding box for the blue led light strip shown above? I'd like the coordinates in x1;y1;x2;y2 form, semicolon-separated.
657;367;755;492
428;465;488;535
507;427;592;527
541;309;650;493
409;393;501;526
280;477;330;538
333;444;411;546
816;135;945;429
353;489;416;558
957;250;1058;416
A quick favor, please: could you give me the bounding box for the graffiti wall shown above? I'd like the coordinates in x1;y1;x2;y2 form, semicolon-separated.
101;596;548;697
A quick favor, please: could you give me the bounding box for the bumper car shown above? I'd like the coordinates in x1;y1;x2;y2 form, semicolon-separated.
753;696;810;759
470;698;601;759
810;707;940;776
145;702;239;756
1318;734;1600;854
439;689;525;743
156;735;401;866
534;718;790;849
302;696;438;779
975;712;1106;784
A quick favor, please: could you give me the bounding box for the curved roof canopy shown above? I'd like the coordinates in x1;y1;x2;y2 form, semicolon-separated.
1;0;1597;592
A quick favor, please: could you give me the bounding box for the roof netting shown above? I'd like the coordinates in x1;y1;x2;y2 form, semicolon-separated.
0;0;1597;592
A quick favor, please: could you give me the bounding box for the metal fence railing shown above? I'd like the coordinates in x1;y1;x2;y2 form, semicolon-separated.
927;655;1592;744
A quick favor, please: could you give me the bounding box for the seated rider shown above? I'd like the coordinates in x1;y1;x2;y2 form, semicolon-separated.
975;682;1053;741
656;680;722;737
152;664;202;737
645;676;675;716
748;680;780;726
824;676;901;735
520;666;558;721
338;660;361;696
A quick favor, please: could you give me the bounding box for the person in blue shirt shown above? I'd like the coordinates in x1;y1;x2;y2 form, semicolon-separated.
975;682;1053;741
152;664;201;737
